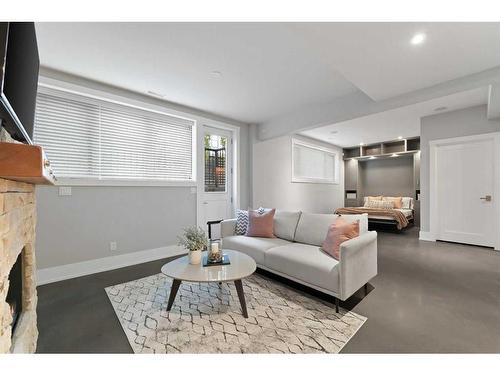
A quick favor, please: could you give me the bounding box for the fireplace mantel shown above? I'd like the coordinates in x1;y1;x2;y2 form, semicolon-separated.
0;142;56;185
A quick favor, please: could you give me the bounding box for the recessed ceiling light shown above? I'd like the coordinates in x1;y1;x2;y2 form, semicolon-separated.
434;106;448;112
397;136;403;140
210;71;222;78
411;33;426;45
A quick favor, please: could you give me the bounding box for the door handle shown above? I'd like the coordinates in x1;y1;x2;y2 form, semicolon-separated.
203;201;208;205
480;195;492;201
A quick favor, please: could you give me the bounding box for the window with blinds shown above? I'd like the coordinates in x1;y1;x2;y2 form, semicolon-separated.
34;87;195;182
292;138;339;184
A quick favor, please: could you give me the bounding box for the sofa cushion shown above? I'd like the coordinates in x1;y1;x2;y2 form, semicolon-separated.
221;235;291;265
273;210;302;241
265;243;339;293
294;213;368;246
341;214;368;234
294;213;339;246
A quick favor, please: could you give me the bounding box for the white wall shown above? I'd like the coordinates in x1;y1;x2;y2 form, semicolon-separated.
35;69;251;274
420;105;500;233
252;135;344;213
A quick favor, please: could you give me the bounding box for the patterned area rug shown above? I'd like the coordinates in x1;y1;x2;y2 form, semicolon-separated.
105;273;366;353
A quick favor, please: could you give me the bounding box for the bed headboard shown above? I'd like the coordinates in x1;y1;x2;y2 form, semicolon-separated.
363;196;414;209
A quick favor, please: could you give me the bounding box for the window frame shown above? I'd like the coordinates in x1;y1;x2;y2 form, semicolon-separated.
291;138;340;184
35;82;198;187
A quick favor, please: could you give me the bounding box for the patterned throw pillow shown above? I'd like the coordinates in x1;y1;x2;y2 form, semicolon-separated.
366;199;395;209
234;207;265;235
363;196;383;207
383;196;403;209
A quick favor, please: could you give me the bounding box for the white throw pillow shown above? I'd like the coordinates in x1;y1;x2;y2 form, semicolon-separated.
401;197;413;209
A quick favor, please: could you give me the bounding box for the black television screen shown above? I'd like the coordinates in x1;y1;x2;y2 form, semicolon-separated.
0;22;40;144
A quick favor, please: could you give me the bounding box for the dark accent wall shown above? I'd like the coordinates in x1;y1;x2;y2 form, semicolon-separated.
359;156;414;198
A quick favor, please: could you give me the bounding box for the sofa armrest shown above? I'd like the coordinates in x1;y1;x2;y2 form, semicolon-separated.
221;218;237;238
339;231;377;301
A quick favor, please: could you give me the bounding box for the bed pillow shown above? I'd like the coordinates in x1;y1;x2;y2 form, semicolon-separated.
235;207;265;235
246;208;276;238
383;196;403;209
322;217;359;260
366;199;395;209
401;197;413;209
364;196;383;207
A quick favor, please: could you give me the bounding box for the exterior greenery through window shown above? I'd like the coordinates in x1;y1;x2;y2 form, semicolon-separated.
204;134;227;192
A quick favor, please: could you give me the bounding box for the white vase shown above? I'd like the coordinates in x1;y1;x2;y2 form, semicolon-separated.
188;249;202;265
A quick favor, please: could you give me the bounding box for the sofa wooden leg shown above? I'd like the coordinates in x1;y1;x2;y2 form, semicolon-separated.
335;297;339;313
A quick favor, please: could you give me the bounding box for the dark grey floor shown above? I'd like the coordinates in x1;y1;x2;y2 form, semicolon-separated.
36;227;500;353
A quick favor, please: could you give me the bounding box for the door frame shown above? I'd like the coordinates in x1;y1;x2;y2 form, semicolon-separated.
429;132;500;250
196;119;240;229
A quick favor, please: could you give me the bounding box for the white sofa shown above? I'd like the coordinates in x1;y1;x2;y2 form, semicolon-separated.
221;211;377;312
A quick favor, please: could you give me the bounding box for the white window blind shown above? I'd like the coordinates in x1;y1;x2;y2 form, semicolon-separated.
34;87;195;182
292;139;339;184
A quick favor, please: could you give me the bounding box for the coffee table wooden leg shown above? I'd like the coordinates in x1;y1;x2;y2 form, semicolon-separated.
166;279;181;311
234;279;248;318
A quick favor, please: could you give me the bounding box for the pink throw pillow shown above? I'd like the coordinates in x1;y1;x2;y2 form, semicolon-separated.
322;217;360;260
245;208;276;238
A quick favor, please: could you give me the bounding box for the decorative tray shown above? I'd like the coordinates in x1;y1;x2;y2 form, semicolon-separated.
202;254;230;267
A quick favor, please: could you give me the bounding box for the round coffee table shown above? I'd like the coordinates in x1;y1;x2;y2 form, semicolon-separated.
161;249;256;318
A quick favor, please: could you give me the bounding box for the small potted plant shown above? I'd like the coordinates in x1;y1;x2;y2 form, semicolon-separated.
177;226;208;265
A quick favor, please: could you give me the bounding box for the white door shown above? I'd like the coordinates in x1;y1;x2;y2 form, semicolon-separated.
200;126;233;239
435;137;495;247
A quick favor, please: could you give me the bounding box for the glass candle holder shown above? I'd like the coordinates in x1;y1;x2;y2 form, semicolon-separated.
208;240;222;262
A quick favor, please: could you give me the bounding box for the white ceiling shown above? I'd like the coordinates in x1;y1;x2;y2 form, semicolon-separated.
290;23;500;101
35;23;358;124
300;87;489;148
35;23;500;126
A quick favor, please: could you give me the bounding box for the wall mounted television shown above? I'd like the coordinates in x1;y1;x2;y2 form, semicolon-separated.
0;22;40;145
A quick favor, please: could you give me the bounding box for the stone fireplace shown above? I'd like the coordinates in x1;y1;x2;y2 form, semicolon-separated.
0;178;38;353
7;251;23;331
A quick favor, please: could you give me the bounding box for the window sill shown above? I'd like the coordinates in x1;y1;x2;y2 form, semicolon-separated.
291;178;339;185
53;177;197;187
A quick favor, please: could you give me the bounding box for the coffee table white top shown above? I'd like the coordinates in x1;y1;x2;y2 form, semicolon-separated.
161;249;256;282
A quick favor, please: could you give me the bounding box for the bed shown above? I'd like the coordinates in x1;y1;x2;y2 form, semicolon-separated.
335;196;414;230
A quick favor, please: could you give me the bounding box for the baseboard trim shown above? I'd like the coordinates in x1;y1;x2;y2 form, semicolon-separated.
36;245;187;286
419;231;436;242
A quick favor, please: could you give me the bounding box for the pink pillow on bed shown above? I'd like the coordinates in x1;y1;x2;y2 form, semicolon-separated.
246;208;276;238
322;217;359;260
